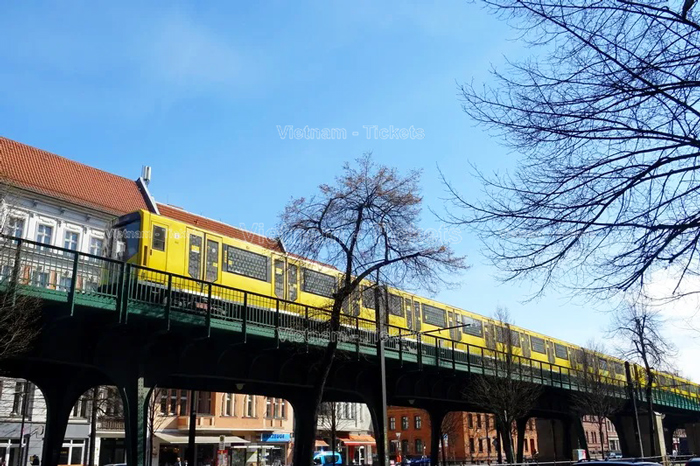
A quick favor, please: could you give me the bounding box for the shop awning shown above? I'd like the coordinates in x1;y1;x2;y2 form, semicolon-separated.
338;435;376;446
155;433;248;445
315;440;329;448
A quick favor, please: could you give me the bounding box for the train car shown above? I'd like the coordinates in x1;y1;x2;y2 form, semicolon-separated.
106;208;697;400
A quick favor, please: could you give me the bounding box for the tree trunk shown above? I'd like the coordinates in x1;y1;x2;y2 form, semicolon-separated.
88;387;98;466
497;419;514;464
598;420;606;459
331;403;337;457
291;299;343;466
646;381;656;458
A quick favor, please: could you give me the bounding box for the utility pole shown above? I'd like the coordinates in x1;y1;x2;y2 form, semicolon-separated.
187;390;197;466
374;274;388;466
18;381;30;466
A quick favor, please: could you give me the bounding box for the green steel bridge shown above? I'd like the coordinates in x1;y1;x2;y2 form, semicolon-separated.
1;235;698;413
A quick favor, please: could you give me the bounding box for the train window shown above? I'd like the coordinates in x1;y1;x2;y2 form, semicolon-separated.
598;358;608;371
224;245;269;282
302;268;336;298
495;326;520;347
554;344;568;359
362;286;379;310
575;349;584;364
422;304;447;327
205;239;219;282
188;234;202;279
461;316;483;337
388;294;404;317
530;336;546;354
613;362;624;375
153;225;166;251
288;264;298;301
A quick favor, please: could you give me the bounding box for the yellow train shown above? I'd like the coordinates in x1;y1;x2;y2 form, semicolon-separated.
107;208;699;401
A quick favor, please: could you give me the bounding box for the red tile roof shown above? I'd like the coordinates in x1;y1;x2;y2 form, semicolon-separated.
157;203;285;252
0;137;150;215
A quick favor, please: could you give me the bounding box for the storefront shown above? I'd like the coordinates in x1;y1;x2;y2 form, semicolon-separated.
338;435;375;465
155;433;248;466
260;433;291;466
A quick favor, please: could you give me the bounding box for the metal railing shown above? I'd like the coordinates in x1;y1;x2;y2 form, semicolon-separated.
1;236;699;412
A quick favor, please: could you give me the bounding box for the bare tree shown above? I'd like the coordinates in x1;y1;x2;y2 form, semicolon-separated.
280;154;467;466
147;388;169;466
440;412;462;465
572;341;626;459
444;0;700;304
317;402;356;459
0;179;40;360
610;303;675;457
467;308;541;464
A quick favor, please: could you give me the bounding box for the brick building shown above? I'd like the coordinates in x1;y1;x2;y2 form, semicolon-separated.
387;407;538;463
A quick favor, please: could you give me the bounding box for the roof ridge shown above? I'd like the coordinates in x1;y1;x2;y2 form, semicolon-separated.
156;202;277;243
0;136;138;184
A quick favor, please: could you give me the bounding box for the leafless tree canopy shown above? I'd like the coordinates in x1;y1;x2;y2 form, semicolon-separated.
467;308;541;463
0;181;40;360
447;0;700;301
610;303;675;456
572;341;626;458
280;154;466;466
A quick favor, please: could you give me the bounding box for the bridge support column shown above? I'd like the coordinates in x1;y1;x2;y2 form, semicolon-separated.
119;375;151;466
515;418;528;463
428;410;446;466
366;398;389;466
290;396;317;466
37;376;92;466
638;412;666;458
662;421;680;455
535;417;580;462
685;423;700;455
613;414;643;458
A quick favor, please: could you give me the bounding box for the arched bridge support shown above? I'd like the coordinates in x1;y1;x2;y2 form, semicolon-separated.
535;416;585;462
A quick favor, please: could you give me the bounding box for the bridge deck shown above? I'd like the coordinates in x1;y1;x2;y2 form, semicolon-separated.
1;236;698;412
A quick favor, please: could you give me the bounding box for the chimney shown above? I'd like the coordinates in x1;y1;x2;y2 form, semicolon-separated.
141;166;152;186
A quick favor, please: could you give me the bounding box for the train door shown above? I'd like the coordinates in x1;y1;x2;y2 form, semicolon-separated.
546;340;556;364
454;313;462;340
204;234;221;283
448;311;455;340
521;334;531;358
186;229;204;280
149;220;169;269
273;257;285;299
413;301;421;332
406;299;413;330
484;323;496;350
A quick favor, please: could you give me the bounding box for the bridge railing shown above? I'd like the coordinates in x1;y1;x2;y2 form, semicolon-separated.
1;236;698;411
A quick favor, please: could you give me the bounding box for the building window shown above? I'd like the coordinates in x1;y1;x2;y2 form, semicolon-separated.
245;395;255;417
4;217;25;238
31;270;49;288
152;226;166;251
401;416;409;430
479;439;483;453
525;438;529;452
36;224;53;245
477;414;482;429
197;392;212;415
89;237;104;256
389;442;396;454
415;439;424;455
179;391;188;416
159;391;167;415
469;438;475;453
265;397;272;418
389;417;396;430
59;275;72;291
468;414;473;429
72;396;89;418
64;231;80;251
170;390;178;415
281;400;286;419
59;439;85;465
223;394;234;416
415;415;422;429
12;381;27;416
401;440;409;455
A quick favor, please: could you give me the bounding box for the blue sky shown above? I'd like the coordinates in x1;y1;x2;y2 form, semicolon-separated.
2;1;697;379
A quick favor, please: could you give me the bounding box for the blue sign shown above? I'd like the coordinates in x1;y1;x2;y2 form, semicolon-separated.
262;433;291;443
